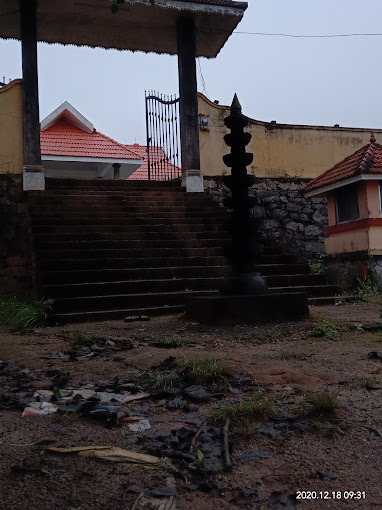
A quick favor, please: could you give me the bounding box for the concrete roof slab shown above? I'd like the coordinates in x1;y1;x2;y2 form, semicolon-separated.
0;0;247;57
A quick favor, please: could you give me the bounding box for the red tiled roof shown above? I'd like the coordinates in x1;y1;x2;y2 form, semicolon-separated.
304;141;382;193
41;121;141;160
126;144;181;180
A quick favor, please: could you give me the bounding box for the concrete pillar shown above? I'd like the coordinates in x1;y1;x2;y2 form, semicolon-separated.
113;163;121;179
177;17;203;192
20;0;44;190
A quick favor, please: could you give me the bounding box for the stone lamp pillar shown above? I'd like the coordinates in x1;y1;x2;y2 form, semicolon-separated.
219;94;268;295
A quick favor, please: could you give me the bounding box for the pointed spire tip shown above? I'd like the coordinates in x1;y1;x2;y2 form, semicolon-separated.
231;93;242;112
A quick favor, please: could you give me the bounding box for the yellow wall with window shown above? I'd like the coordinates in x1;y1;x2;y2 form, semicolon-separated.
0;80;23;174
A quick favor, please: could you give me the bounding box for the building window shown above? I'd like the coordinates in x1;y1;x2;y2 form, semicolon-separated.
335;184;360;223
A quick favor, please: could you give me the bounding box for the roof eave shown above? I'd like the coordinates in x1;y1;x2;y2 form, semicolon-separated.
42;155;144;165
0;0;247;58
304;174;382;197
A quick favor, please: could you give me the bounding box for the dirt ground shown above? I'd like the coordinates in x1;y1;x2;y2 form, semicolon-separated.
1;304;382;510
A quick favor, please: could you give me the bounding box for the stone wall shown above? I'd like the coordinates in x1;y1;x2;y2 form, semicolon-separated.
0;174;35;293
204;177;328;261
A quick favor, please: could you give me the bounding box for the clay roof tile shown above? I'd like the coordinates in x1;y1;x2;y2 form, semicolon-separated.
304;141;382;193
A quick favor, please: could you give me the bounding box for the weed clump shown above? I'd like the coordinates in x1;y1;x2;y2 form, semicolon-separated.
155;336;181;348
310;321;338;339
0;294;53;333
348;377;378;389
209;395;275;425
134;357;231;392
178;357;231;390
310;419;351;438
275;349;307;361
304;390;339;418
71;332;101;349
309;260;326;275
135;370;181;390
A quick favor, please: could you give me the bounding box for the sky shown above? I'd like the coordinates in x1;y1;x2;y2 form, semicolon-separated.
1;0;382;145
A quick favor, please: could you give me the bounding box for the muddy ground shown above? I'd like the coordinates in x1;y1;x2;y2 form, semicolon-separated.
1;304;382;510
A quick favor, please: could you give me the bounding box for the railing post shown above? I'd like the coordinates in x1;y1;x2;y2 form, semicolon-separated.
177;17;203;192
20;0;45;191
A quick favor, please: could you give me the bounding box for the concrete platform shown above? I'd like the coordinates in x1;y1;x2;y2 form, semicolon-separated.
185;292;309;324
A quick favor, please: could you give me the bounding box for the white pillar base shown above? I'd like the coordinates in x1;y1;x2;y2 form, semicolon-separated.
23;165;45;191
181;169;204;193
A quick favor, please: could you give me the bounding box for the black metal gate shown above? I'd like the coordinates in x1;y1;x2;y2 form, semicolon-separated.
145;91;181;180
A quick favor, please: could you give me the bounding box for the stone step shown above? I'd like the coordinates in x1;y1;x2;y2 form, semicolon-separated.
28;193;212;202
32;189;187;196
34;232;229;243
43;273;327;298
51;290;217;313
37;247;225;259
42;266;229;284
43;277;224;298
40;256;228;270
49;305;185;324
35;239;225;250
308;295;355;306
45;178;182;188
270;284;339;298
32;223;230;234
31;210;228;220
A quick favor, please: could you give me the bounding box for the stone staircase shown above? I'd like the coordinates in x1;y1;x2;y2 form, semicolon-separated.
28;178;339;323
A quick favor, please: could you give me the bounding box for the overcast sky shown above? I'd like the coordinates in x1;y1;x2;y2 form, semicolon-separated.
1;0;382;145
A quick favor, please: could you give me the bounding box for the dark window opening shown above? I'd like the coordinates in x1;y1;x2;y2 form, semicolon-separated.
335;184;360;223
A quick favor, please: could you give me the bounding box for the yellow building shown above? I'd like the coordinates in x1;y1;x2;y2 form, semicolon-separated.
198;93;382;179
0;79;23;175
304;133;382;258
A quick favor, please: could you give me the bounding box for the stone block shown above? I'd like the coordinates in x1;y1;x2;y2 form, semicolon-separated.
270;209;287;220
286;221;303;232
304;225;322;236
251;206;266;219
305;241;324;253
263;219;280;230
185;292;309;325
286;203;301;213
23;171;45;191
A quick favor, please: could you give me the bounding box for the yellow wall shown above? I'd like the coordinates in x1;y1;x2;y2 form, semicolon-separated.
198;93;382;178
325;229;369;255
0;80;23;174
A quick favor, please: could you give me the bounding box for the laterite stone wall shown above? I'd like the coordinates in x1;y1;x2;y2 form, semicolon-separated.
204;177;328;261
0;174;35;293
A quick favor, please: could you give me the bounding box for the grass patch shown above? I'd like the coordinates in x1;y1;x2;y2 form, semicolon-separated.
304;390;339;418
209;396;275;425
154;336;181;348
135;370;181;390
0;294;53;333
348;377;379;389
273;349;308;361
310;321;338;339
310;420;351;438
177;357;231;391
71;331;101;349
